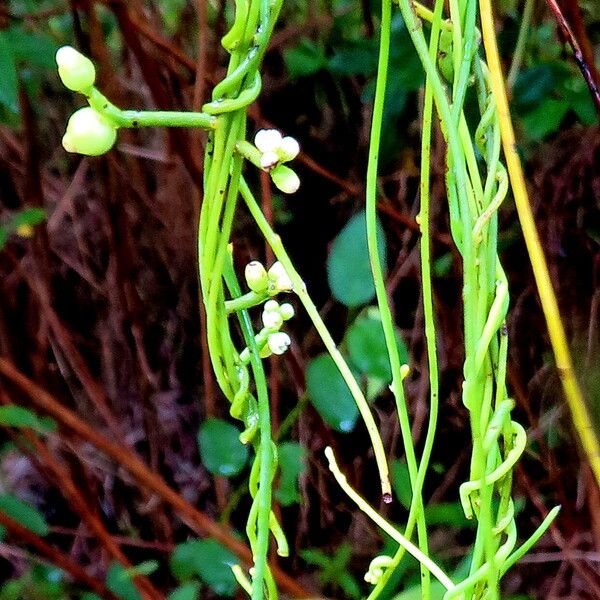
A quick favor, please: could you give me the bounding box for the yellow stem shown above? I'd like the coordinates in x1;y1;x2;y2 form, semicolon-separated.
478;0;600;489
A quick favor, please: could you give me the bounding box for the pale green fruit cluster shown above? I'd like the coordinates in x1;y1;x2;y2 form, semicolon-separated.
56;46;118;156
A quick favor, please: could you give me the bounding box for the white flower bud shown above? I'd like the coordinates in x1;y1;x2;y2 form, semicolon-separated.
279;303;295;321
262;309;283;330
62;107;117;156
264;299;280;313
244;261;268;293
268;262;292;292
254;129;283;153
271;165;300;194
400;364;410;380
267;332;291;355
259;150;279;171
56;46;96;93
278;136;300;161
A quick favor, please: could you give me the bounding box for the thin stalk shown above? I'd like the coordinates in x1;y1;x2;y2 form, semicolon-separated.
507;0;535;89
325;447;454;592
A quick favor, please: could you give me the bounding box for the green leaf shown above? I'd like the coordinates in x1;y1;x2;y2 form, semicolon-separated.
122;560;159;578
198;418;249;477
391;580;446;600
10;208;46;230
328;39;378;76
346;309;408;381
170;539;238;597
513;63;569;110
521;99;569;141
424;502;473;529
284;39;327;79
306;354;359;433
4;27;59;69
275;441;305;506
106;563;141;600
167;582;201;600
0;33;18;113
390;460;412;509
0;494;49;536
327;210;387;308
0;405;56;433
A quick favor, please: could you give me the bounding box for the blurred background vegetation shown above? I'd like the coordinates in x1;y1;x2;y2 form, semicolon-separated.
0;0;599;598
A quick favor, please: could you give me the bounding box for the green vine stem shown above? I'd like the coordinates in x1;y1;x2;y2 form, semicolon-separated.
365;0;432;595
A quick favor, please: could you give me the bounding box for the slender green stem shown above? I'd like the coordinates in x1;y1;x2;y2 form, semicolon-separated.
366;0;431;596
325;447;455;592
507;0;535;89
86;88;217;129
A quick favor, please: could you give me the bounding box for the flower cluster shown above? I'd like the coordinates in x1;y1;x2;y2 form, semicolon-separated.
254;129;300;194
260;300;294;358
56;46;118;156
241;261;295;358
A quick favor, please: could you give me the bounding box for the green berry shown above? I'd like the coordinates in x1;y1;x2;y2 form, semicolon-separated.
271;165;300;194
56;46;96;93
62;107;117;156
245;261;269;293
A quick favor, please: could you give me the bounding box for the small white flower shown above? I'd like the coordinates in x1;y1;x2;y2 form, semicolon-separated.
267;332;291;355
260;150;280;171
279;303;295;321
254;129;283;153
278;136;300;161
264;299;280;313
268;261;293;292
262;309;283;330
254;129;300;174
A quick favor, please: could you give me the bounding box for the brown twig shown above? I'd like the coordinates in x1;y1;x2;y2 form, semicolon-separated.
0;511;118;599
0;357;312;599
545;0;600;118
18;429;165;600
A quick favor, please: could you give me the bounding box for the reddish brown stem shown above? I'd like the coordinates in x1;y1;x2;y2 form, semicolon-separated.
0;511;118;599
545;0;600;118
0;357;311;599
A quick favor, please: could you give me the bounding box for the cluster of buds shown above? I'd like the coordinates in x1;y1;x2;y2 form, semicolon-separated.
244;260;293;295
56;46;118;156
260;300;294;358
254;129;300;194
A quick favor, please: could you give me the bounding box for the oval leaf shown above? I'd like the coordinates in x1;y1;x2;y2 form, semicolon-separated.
106;563;141;600
198;418;249;477
0;33;18;113
0;494;49;537
168;582;201;600
306;354;359;433
0;405;56;433
275;442;306;506
327;210;387;308
346;311;409;382
170;539;238;597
